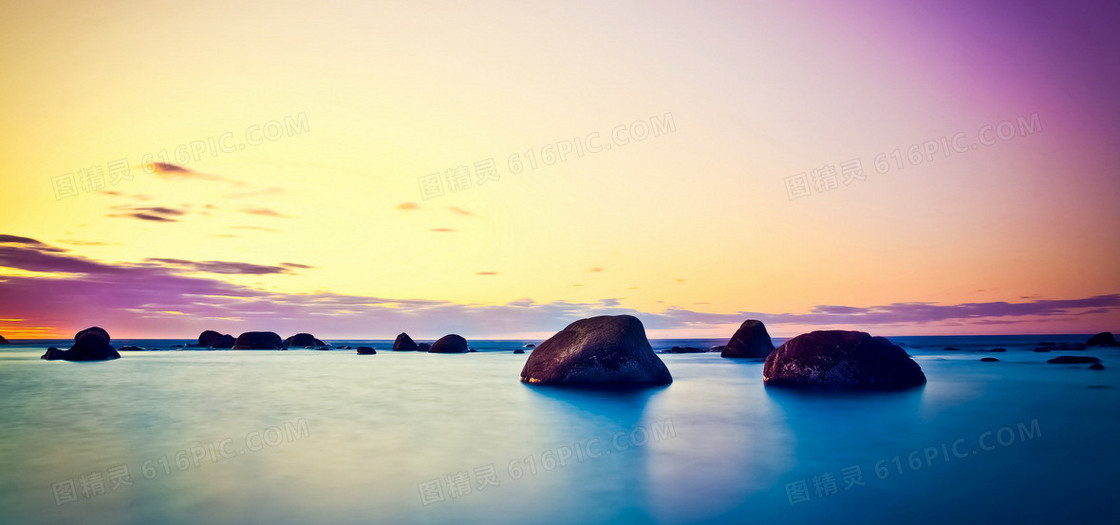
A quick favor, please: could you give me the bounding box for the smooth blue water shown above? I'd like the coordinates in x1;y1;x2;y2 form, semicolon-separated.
1;335;1117;524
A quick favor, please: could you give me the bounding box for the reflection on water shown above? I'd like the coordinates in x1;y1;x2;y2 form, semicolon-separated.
0;337;1117;524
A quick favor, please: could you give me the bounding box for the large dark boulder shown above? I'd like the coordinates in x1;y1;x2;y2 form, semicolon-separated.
284;333;325;348
231;331;284;350
763;330;925;390
1087;332;1118;347
198;330;236;349
429;334;469;353
519;315;672;387
721;319;775;358
393;332;419;351
41;327;121;361
1047;356;1101;364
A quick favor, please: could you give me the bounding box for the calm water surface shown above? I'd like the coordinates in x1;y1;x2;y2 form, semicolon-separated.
0;336;1117;524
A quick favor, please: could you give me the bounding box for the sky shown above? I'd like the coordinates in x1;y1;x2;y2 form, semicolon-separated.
1;0;1118;339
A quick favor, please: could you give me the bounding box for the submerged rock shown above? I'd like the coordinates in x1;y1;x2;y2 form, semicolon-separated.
393;332;419;351
1087;332;1118;347
429;334;469;354
356;346;376;355
231;331;284;350
763;330;926;390
1089;363;1105;370
980;357;1000;362
513;348;525;354
198;330;236;349
668;346;705;353
1047;356;1101;364
284;333;325;348
721;320;775;358
41;327;121;362
520;315;672;387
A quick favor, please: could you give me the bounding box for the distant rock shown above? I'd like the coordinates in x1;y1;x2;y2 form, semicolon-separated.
393;333;419;351
0;335;9;344
710;345;727;353
1089;363;1105;370
356;346;376;355
198;330;236;348
763;330;926;390
988;348;1007;353
721;320;775;358
284;333;325;348
1033;347;1051;353
118;345;146;351
41;327;121;362
945;347;960;351
231;331;284;350
980;357;1000;362
416;343;431;352
429;334;469;354
520;315;672;387
513;349;525;354
668;346;705;353
1087;332;1118;347
524;344;535;348
1047;356;1101;365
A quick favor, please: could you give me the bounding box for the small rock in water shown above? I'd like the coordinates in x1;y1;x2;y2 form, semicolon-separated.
198;330;236;349
524;343;535;348
513;349;525;354
231;331;284;350
416;343;431;352
667;346;705;353
1087;332;1118;347
988;347;1007;353
1089;363;1105;370
980;357;1000;362
356;346;376;355
393;333;419;351
118;345;146;351
1046;356;1101;364
284;333;325;348
430;334;469;353
721;320;775;358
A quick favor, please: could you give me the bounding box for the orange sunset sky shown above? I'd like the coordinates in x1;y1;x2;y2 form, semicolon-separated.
1;1;1118;339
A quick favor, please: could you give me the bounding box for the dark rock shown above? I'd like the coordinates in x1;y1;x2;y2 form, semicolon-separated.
524;344;535;348
513;349;525;354
1033;347;1051;353
393;332;419;351
118;345;146;351
668;346;705;353
198;330;236;349
1047;356;1101;364
945;347;960;351
1089;363;1105;370
231;331;284;350
0;335;8;344
980;357;1000;362
416;343;431;352
520;315;672;387
356;346;376;355
763;330;926;390
468;348;477;352
710;345;727;353
284;333;325;348
430;334;469;354
1087;332;1118;347
41;327;121;361
988;348;1007;353
721;320;775;358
